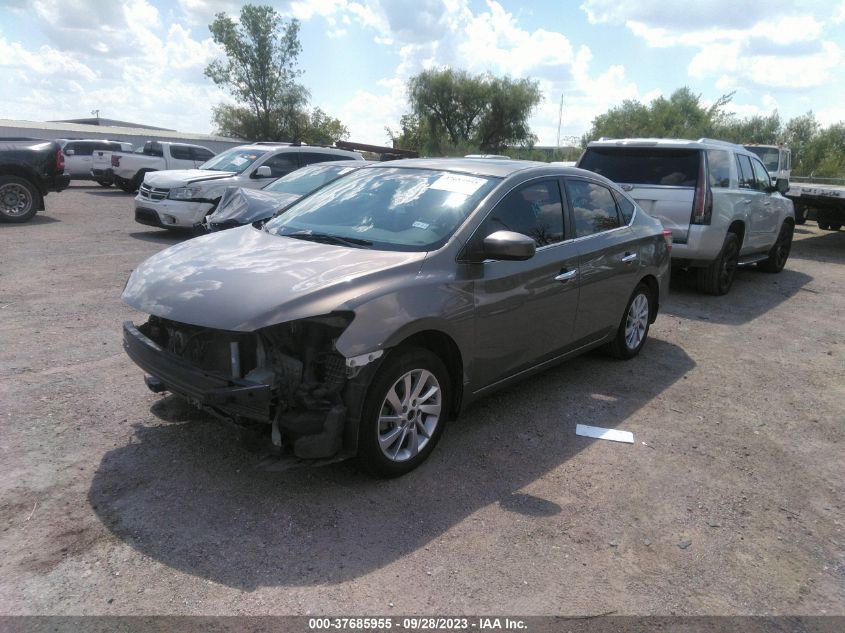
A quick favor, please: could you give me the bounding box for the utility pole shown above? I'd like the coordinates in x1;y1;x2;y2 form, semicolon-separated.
90;109;100;124
556;95;564;149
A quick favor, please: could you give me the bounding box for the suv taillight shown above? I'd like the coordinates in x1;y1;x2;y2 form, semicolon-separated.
691;155;712;224
56;148;65;171
111;155;120;167
662;229;673;252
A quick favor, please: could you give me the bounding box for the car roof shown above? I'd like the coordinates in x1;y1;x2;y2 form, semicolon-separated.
586;137;747;152
366;157;547;178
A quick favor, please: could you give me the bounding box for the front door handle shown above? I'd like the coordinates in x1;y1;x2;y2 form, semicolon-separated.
622;252;638;262
554;269;578;282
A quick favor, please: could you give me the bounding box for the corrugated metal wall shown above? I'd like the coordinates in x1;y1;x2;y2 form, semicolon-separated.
0;120;245;154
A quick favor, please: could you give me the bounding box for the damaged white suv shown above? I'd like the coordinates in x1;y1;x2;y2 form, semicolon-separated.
134;143;362;230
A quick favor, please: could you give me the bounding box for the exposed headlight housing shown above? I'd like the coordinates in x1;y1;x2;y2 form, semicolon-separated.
168;186;204;200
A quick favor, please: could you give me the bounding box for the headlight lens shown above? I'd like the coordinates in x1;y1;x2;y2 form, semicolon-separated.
168;186;203;200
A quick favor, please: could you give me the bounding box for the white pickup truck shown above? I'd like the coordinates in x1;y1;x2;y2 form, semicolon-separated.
745;144;845;230
133;143;362;230
111;141;216;193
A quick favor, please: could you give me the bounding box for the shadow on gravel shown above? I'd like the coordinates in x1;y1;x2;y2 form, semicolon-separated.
84;190;134;197
789;228;845;263
128;231;191;245
663;266;813;326
0;215;60;227
89;338;693;590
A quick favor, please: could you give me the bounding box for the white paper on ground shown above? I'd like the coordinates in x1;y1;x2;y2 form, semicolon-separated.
575;424;634;444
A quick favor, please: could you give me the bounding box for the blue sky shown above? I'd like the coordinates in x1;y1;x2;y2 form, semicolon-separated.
1;0;844;145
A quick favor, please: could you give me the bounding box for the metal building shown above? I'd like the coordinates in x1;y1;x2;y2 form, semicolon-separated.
0;118;245;154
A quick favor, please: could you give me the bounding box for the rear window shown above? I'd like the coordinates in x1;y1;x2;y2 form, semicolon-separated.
579;147;701;187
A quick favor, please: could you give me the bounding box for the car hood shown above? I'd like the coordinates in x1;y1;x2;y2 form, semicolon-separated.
122;226;427;332
144;170;237;188
206;187;300;226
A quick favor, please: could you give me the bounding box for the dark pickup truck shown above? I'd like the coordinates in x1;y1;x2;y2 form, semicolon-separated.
0;138;70;223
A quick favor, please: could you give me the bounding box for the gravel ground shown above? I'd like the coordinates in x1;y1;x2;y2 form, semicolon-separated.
0;183;843;616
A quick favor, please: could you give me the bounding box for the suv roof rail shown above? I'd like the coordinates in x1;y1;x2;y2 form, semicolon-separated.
251;141;295;146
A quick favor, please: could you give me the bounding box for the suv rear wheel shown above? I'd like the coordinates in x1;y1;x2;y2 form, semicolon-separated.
698;232;740;295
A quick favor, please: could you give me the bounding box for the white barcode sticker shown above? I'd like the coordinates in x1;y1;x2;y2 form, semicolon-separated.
430;174;487;196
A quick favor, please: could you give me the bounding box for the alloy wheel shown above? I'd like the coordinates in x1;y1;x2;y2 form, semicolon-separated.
378;369;442;462
624;293;650;350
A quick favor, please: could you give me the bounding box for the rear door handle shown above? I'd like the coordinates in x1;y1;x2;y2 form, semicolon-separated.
554;269;578;282
622;252;638;262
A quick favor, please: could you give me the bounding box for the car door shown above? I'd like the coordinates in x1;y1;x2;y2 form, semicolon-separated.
564;177;638;345
168;145;196;170
469;178;580;389
748;155;780;246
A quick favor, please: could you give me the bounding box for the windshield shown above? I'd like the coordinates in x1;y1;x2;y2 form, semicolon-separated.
264;167;500;251
745;147;780;172
263;164;356;196
200;148;268;173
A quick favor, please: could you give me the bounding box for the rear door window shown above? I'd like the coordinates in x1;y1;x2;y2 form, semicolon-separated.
565;179;621;238
191;147;215;162
706;150;732;188
169;145;193;160
300;151;346;165
614;192;636;224
263;152;301;177
72;142;95;156
579;147;700;187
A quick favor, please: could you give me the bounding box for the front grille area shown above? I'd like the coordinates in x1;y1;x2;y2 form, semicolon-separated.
135;207;161;227
139;183;170;201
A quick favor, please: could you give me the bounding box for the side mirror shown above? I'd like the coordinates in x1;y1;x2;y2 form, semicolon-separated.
253;166;272;178
775;178;789;194
482;230;536;261
64;149;75;156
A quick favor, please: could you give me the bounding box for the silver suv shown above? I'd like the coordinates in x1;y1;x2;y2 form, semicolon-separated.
578;138;795;295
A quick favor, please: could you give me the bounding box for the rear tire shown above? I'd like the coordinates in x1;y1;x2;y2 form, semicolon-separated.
818;219;831;230
794;205;806;225
758;222;793;273
357;347;449;478
697;232;740;295
0;175;38;223
830;224;842;231
606;283;653;360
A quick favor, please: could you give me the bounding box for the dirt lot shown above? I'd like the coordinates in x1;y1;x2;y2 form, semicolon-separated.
0;183;843;616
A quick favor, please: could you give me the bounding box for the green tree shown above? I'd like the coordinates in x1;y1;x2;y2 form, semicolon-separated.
292;107;350;145
205;5;311;140
406;68;541;154
582;88;733;143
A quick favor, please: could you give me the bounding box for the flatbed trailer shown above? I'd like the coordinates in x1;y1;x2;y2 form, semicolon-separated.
785;177;845;230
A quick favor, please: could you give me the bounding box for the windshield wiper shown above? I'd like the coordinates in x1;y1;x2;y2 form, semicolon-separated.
285;230;372;248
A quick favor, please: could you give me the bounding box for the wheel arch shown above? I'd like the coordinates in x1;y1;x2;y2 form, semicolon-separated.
638;274;660;323
727;219;746;245
393;329;464;419
0;169;45;211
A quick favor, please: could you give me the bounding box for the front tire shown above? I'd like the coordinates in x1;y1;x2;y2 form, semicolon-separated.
0;175;38;223
697;232;740;295
758;222;793;273
606;283;653;360
358;347;449;477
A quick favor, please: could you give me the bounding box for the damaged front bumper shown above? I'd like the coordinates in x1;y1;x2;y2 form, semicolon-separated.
123;321;271;420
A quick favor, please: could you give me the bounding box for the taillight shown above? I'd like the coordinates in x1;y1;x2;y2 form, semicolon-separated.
662;229;673;252
111;155;120;167
691;156;712;224
56;148;65;171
